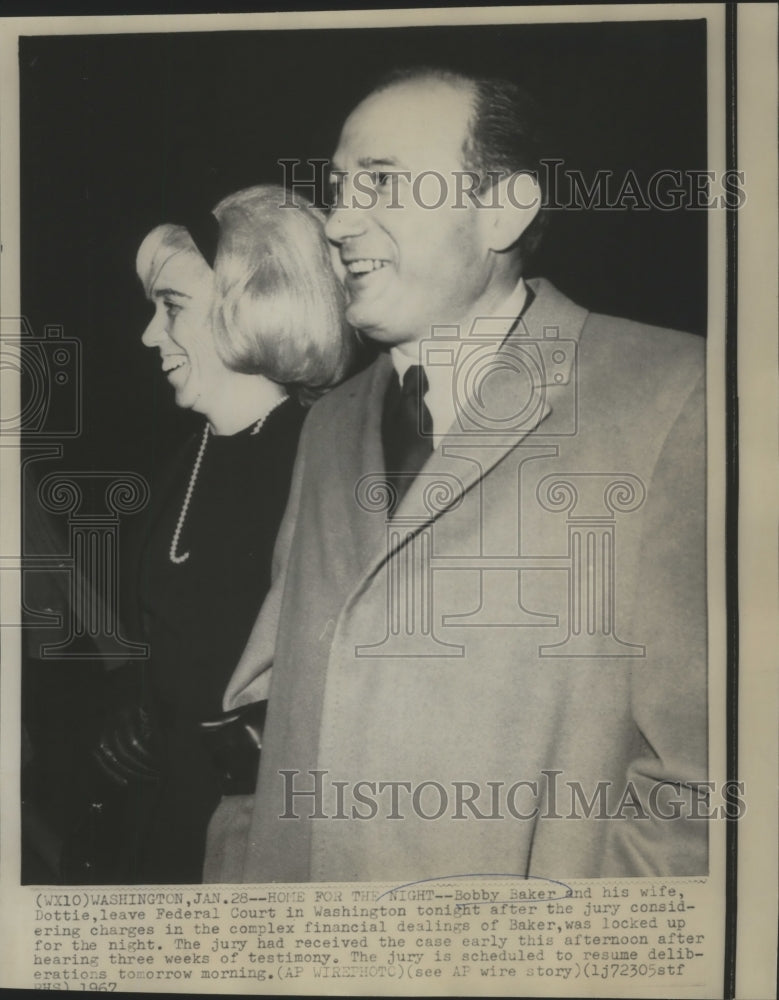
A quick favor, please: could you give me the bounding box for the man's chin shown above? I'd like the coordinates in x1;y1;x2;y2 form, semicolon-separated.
350;320;404;347
346;307;379;339
346;308;394;345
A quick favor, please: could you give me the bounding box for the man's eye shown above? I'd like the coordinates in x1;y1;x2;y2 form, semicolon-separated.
373;171;392;189
327;173;345;208
164;301;181;319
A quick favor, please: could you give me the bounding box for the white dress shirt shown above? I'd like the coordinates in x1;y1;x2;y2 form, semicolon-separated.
390;277;529;448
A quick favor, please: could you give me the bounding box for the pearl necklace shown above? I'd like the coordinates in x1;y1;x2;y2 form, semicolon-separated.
169;395;288;565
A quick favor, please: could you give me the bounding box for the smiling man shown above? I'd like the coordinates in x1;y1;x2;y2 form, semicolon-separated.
325;74;533;348
207;67;707;883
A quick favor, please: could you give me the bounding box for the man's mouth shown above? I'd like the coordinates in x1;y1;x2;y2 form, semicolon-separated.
344;258;389;276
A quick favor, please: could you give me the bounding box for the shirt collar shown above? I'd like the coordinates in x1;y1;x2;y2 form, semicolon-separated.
390;276;528;380
389;277;529;441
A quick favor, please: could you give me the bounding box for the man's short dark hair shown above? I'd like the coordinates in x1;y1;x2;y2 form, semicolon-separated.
372;65;548;264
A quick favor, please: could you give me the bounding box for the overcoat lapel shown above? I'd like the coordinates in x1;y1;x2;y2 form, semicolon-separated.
242;279;590;881
335;351;396;565
354;277;588;582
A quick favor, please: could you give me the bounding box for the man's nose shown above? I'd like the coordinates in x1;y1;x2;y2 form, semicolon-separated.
324;200;369;245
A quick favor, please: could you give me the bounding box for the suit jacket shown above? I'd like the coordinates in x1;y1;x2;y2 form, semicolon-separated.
208;277;707;883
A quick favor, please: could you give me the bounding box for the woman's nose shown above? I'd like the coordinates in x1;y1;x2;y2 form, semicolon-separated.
141;310;165;348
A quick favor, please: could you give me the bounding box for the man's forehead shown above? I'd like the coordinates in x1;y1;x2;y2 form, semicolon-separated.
332;80;473;170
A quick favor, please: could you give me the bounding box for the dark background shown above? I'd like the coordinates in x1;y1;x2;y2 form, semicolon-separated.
16;14;708;885
20;17;707;481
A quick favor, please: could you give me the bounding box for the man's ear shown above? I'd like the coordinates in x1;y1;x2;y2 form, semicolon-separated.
479;171;542;253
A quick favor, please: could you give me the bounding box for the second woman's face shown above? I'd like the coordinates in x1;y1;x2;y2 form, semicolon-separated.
141;250;226;416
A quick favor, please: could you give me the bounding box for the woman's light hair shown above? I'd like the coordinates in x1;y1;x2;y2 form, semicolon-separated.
135;185;353;402
135;224;199;299
212;185;352;400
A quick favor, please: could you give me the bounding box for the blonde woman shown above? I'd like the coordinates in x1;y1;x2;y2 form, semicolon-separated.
94;186;352;883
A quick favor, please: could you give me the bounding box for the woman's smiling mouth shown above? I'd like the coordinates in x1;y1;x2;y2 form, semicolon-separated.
161;354;189;380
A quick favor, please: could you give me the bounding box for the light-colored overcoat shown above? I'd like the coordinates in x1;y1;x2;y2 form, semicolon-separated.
207;278;707;883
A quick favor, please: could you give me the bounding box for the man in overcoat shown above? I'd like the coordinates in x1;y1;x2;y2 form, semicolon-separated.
206;67;707;882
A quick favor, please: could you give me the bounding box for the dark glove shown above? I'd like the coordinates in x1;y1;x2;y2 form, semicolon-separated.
92;701;161;786
60;712;160;885
59;665;161;883
89;661;161;786
198;701;267;795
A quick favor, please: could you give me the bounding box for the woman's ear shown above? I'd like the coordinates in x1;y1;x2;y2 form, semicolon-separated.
479;171;542;253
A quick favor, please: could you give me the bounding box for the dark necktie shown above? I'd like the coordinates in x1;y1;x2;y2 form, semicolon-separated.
381;364;434;508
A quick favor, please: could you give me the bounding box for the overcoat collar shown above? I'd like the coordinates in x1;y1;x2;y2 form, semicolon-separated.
345;278;588;579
